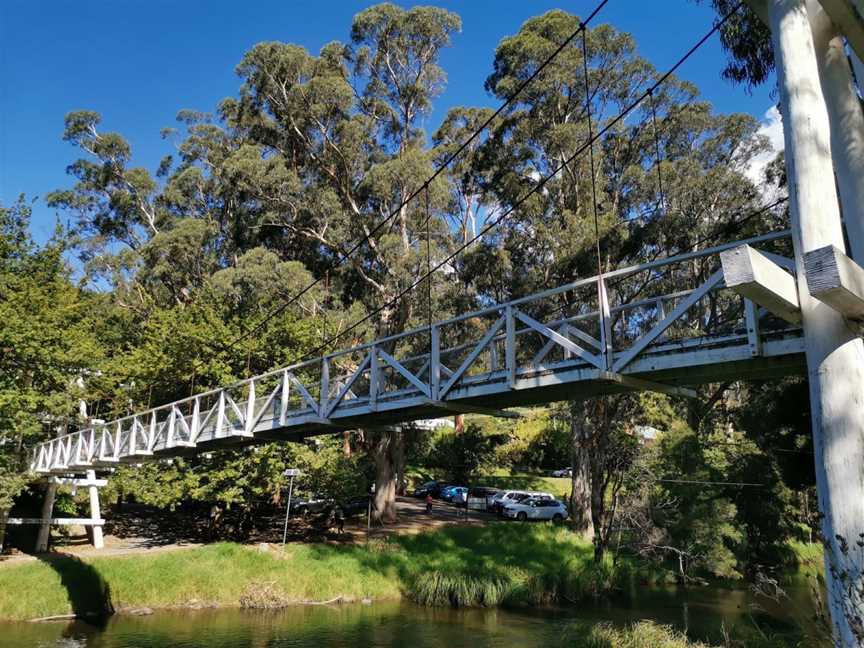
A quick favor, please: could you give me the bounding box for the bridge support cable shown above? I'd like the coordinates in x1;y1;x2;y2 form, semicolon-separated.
647;88;667;216
765;0;864;642
300;5;751;380
149;0;614;391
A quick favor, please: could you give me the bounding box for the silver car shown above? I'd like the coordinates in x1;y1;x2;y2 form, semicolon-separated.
502;497;569;522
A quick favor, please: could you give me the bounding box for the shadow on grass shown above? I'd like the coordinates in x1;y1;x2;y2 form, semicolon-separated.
36;553;114;625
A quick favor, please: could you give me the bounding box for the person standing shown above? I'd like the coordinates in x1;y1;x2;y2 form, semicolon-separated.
426;493;433;514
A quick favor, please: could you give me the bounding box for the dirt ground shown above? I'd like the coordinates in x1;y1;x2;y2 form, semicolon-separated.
0;497;497;566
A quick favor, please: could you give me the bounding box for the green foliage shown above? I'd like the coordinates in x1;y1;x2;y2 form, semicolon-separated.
696;1;774;88
0;197;106;515
426;423;505;483
110;436;372;512
650;423;743;579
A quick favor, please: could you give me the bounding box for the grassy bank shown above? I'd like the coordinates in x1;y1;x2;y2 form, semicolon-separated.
0;524;654;621
568;621;716;647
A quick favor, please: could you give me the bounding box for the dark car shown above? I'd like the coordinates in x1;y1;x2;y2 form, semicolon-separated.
329;496;369;519
291;494;333;516
413;480;443;498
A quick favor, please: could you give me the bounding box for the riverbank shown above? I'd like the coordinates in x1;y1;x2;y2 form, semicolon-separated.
0;524;658;621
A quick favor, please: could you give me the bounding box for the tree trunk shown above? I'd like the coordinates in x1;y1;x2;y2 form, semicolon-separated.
454;414;465;435
394;428;406;496
342;431;352;457
568;401;594;540
371;430;399;524
590;484;606;563
0;508;7;554
769;2;864;644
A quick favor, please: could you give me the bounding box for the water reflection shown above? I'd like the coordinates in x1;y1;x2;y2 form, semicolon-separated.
1;583;824;648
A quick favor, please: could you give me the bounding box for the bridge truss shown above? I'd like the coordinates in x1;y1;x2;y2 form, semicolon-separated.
31;230;806;475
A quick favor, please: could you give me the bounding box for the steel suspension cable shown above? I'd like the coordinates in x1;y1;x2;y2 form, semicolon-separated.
188;0;611;365
580;25;611;365
88;0;615;418
647;88;667;216
296;2;748;363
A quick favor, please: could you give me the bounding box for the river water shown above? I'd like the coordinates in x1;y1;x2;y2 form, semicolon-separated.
1;584;825;647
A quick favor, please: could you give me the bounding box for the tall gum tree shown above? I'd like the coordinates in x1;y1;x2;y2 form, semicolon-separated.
466;11;776;549
50;4;463;525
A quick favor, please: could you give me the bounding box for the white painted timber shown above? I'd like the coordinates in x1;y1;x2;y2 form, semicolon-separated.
29;230;803;477
818;0;864;61
87;469;103;549
804;245;864;319
770;0;864;643
809;0;864;264
7;518;105;526
721;245;801;323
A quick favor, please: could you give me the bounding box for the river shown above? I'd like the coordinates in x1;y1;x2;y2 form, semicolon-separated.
2;582;825;647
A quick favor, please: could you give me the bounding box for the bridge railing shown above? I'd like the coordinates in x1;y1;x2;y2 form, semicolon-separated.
31;230;799;473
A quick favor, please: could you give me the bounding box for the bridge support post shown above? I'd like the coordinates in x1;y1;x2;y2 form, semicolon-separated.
86;470;104;550
35;481;57;553
807;0;864;264
769;0;864;642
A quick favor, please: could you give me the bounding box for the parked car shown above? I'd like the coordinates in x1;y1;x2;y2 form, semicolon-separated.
413;481;443;498
442;486;468;502
292;494;333;516
487;490;527;514
551;468;572;477
503;497;569;522
467;487;497;511
488;490;555;515
329;496;369;519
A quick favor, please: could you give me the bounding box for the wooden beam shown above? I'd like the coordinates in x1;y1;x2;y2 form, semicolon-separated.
7;518;105;526
720;245;801;323
427;400;522;419
50;477;107;487
598;372;698;399
819;0;864;63
805;244;864;319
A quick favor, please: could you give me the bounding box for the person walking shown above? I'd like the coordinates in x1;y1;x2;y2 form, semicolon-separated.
458;489;468;518
425;493;433;514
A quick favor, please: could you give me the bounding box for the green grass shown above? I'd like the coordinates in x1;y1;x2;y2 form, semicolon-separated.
788;541;823;578
567;621;718;647
0;542;401;620
0;524;651;620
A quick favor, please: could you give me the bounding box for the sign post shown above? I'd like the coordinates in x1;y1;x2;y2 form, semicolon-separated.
281;469;301;546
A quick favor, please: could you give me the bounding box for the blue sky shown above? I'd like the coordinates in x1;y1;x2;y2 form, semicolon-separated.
0;1;776;243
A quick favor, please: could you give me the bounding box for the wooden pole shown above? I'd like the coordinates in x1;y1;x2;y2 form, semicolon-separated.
86;470;104;550
769;1;864;643
35;482;57;553
808;0;864;263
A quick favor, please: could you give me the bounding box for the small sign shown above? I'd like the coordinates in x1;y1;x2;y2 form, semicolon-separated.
283;469;302;477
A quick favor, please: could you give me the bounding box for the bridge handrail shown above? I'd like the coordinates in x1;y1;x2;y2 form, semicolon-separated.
32;230;792;461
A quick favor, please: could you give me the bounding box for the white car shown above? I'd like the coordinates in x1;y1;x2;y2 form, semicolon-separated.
551;468;572;477
490;490;555;514
503;497;569;522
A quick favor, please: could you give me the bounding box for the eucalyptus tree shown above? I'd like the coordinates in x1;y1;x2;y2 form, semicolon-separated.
48;4;464;523
464;10;775;548
0;198;106;549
